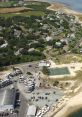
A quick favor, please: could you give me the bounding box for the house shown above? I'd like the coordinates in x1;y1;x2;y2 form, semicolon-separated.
28;48;35;52
39;60;50;67
42;24;49;30
55;42;62;48
0;41;8;48
80;48;82;53
0;36;3;39
67;33;75;38
14;29;21;38
14;48;23;56
60;38;68;45
45;36;52;42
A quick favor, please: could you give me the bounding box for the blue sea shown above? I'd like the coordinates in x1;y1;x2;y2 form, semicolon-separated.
67;108;82;117
44;0;82;12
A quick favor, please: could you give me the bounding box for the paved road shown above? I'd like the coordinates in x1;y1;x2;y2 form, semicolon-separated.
18;94;28;117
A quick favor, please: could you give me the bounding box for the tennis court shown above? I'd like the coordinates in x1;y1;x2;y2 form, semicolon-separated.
49;67;70;76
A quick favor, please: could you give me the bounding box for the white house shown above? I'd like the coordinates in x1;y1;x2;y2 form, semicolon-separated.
46;36;52;42
39;60;50;67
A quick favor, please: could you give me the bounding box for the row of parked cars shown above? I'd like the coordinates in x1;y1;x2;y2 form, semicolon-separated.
0;78;13;88
0;67;23;89
19;74;35;93
36;105;50;117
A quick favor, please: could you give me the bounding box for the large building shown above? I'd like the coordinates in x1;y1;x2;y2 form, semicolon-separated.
0;88;16;114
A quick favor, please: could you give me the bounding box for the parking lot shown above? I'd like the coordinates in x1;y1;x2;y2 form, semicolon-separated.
0;61;64;117
18;86;64;108
15;62;64;108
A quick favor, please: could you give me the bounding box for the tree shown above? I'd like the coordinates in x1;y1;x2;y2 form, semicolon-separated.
0;39;4;46
42;66;49;75
53;80;59;86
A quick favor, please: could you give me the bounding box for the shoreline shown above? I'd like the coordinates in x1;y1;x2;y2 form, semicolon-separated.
53;91;82;117
47;2;82;14
24;0;82;15
56;105;82;117
47;3;82;23
66;106;82;117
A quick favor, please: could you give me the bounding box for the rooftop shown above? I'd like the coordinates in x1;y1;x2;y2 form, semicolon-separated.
0;88;16;106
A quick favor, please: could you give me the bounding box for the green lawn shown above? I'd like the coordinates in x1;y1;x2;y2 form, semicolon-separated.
0;1;48;18
0;11;45;18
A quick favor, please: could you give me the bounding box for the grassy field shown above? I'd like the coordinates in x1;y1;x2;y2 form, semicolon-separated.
0;1;48;18
0;11;45;18
51;54;82;64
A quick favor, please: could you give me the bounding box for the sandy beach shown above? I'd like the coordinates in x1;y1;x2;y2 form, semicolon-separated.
47;3;82;14
45;60;82;117
54;91;82;117
47;3;64;11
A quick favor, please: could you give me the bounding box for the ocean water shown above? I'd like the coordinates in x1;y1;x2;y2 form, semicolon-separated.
67;108;82;117
44;0;82;12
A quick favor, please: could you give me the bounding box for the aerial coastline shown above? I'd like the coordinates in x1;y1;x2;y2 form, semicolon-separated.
54;91;82;117
49;3;82;14
46;2;82;117
47;2;82;23
0;1;82;117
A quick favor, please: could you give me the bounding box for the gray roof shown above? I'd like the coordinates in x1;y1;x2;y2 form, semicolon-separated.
0;89;16;106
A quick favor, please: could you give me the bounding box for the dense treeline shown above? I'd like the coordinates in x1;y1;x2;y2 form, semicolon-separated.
0;6;82;67
0;15;47;67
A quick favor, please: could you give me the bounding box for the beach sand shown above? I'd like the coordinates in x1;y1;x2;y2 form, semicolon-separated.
54;91;82;117
47;3;64;10
47;3;82;14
